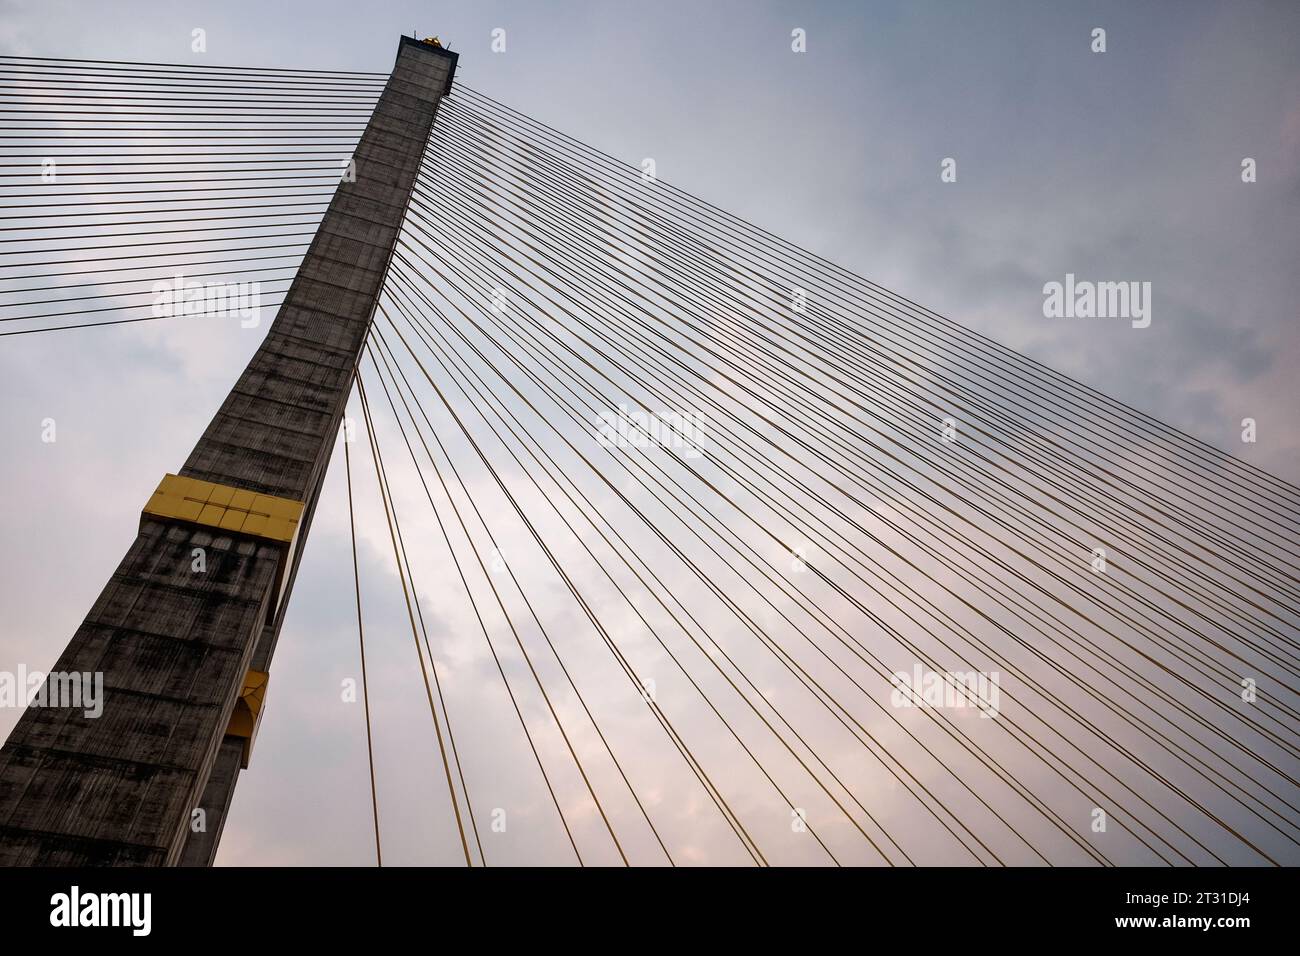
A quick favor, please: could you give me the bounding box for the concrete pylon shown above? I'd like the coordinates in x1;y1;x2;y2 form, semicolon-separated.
0;36;457;866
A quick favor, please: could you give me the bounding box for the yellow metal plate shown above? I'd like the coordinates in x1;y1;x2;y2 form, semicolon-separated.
226;669;270;769
206;485;235;508
142;473;304;546
175;498;205;522
229;488;257;512
197;504;225;527
242;514;269;537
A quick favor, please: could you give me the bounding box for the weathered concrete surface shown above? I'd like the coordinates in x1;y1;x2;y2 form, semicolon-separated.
0;37;455;866
177;736;243;867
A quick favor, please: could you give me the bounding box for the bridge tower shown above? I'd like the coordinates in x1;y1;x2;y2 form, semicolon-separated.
0;37;457;865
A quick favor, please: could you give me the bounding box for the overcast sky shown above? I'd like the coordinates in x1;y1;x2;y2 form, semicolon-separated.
0;0;1297;866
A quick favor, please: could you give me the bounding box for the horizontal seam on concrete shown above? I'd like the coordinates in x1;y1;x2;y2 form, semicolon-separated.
98;575;270;611
279;272;390;301
0;743;203;778
189;424;327;456
226;384;339;413
72;619;255;646
88;682;235;711
208;410;332;442
269;327;369;352
0;824;167;857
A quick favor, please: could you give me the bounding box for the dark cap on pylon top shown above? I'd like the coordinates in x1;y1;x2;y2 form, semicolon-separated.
399;34;459;96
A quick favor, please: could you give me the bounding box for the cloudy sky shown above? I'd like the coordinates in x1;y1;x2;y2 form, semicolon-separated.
0;0;1297;866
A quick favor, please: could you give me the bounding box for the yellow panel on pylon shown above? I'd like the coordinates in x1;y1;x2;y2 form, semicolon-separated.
229;488;257;512
142;473;307;624
142;473;303;545
225;669;269;769
197;504;225;528
206;484;235;508
242;513;269;537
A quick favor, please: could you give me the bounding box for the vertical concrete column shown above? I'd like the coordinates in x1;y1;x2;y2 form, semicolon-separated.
0;37;457;866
